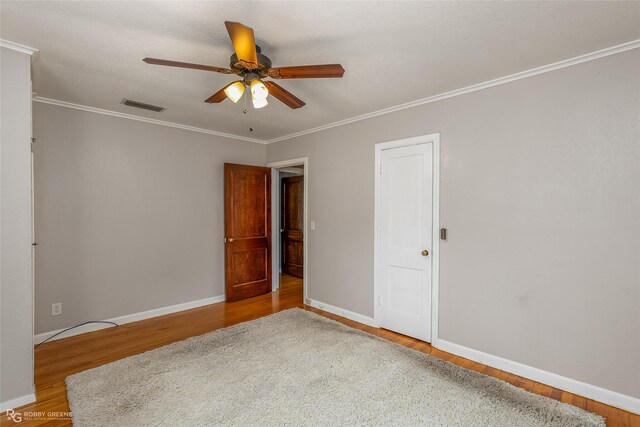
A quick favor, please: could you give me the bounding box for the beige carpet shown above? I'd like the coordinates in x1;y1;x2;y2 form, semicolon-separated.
66;309;604;426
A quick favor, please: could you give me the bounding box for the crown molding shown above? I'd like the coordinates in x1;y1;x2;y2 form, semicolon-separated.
33;97;267;144
0;39;38;55
31;40;639;146
264;39;640;144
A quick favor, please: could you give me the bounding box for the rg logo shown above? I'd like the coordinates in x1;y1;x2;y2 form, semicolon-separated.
5;409;22;422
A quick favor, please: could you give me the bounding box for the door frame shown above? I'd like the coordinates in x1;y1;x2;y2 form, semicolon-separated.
267;157;309;303
373;134;440;345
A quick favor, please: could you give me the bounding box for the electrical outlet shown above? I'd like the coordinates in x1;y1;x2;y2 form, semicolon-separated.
52;303;62;316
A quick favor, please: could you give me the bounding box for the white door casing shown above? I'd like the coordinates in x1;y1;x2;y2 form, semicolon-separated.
377;136;438;342
267;157;309;303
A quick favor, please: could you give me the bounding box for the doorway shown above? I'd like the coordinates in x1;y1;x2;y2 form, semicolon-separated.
374;134;440;343
268;158;308;302
281;175;304;278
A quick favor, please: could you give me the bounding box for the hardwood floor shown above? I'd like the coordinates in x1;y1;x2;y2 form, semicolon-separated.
3;275;637;426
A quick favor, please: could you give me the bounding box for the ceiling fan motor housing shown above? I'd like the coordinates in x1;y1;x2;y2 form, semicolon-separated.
243;72;260;85
230;45;272;78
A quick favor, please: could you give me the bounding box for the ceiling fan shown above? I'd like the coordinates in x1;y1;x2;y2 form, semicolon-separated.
143;21;345;110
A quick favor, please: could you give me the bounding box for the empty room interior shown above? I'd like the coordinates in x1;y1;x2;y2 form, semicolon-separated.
1;1;639;426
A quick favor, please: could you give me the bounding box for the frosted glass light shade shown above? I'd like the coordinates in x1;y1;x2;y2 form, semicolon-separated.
224;81;245;103
252;97;268;109
250;79;269;101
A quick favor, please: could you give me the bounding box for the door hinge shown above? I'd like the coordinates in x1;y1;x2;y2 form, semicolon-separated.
379;164;382;175
378;294;381;306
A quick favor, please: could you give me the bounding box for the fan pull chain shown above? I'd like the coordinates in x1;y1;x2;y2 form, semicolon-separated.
242;94;249;131
242;89;248;116
242;89;254;132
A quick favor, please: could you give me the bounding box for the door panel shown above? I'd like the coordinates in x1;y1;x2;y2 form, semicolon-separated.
224;163;271;301
380;144;433;341
387;266;423;316
281;176;303;278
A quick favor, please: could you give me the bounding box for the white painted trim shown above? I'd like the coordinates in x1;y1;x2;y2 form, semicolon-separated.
265;39;640;144
431;135;441;347
437;339;640;415
278;167;304;175
307;299;377;328
34;295;225;345
267;158;310;169
374;134;441;345
267;157;309;303
0;393;36;412
27;41;639;146
0;39;38;55
272;169;282;285
32;97;266;144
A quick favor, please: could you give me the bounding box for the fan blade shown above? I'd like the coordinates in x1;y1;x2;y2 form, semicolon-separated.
268;64;345;79
205;83;234;103
144;58;233;74
224;21;258;69
264;81;305;109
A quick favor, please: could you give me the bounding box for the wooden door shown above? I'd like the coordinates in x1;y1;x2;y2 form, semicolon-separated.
224;163;271;302
379;143;433;341
281;176;303;278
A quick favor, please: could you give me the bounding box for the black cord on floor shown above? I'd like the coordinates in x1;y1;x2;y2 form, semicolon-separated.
34;321;119;349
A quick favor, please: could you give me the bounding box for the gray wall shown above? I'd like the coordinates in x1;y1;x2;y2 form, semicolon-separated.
267;49;640;398
33;102;266;334
1;47;34;405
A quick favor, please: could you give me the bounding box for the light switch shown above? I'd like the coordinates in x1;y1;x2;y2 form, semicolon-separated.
310;221;316;230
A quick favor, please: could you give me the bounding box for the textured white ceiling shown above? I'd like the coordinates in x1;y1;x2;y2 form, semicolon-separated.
2;1;639;141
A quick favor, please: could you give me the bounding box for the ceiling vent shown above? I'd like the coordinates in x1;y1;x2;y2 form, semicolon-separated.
121;99;166;112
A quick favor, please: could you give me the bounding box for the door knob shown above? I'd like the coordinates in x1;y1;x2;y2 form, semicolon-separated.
421;250;429;256
228;238;234;243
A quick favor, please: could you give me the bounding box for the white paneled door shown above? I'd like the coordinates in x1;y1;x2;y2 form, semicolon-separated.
380;143;433;342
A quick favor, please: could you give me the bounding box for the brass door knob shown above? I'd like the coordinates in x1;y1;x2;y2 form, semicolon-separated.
228;238;234;243
421;250;429;256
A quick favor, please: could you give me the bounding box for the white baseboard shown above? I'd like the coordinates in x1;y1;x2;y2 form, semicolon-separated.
300;301;639;414
34;295;225;345
0;393;36;411
31;294;639;414
436;339;640;415
306;299;378;327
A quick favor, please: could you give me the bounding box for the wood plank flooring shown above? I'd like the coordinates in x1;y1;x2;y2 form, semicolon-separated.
2;275;637;426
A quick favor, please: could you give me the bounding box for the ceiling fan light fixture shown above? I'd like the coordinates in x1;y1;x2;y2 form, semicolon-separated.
252;97;268;109
224;81;245;103
250;79;269;101
143;21;344;109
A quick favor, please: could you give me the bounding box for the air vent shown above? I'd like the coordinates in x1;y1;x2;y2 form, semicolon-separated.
121;99;166;112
